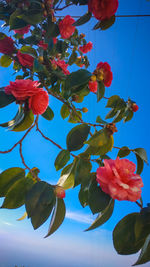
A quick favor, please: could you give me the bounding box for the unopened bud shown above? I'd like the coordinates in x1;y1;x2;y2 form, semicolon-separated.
91;75;97;82
82;107;88;113
54;186;65;199
38;56;44;63
131;103;139;112
105;123;118;135
80;33;85;39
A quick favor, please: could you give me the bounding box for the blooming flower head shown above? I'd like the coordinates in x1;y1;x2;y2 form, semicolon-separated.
88;0;119;21
59;15;75;39
51;59;70;75
29;90;49;115
14;25;31;35
88;80;98;93
17;50;34;67
96;157;143;202
96;62;113;87
38;40;48;50
79;41;93;54
0;36;15;55
5;79;43;101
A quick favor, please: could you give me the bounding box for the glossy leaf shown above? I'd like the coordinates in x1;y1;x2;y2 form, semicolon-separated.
20;46;37;57
55;150;70;171
96;115;108;125
134;148;148;164
78;186;89;208
133;234;150;266
74;158;92;187
106;95;125;108
135;154;144;175
117;146;130;158
67;124;90;151
97;81;105;102
0;89;15;108
99;15;116;30
60;104;70;119
57;160;78;189
85;199;114;231
42;106;54;121
45;198;66;237
0;55;12;67
73;12;92;26
0;168;25;197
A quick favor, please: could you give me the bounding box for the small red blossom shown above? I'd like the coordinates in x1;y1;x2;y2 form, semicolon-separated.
14;25;31;35
51;59;70;75
0;36;15;55
54;186;66;199
53;37;57;44
38;40;48;50
5;79;43;101
29;90;49;115
88;0;119;21
88;80;98;93
79;41;93;54
17;50;34;67
132;103;139;112
96;157;143;202
59;15;75;39
96;62;113;87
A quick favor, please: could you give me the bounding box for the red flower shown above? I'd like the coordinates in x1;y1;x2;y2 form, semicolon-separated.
88;0;119;21
38;40;48;50
96;62;113;87
54;186;66;199
29;90;49;115
96;158;143;202
88;80;98;92
5;79;43;101
132;103;139;112
0;36;15;55
53;37;57;44
51;59;70;75
59;15;75;39
17;50;34;67
79;41;93;54
14;25;31;35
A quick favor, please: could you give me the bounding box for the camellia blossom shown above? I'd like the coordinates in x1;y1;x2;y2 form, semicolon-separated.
0;36;15;54
79;41;93;53
96;157;143;202
59;15;75;39
38;40;48;50
17;50;34;67
14;25;31;35
88;80;98;93
29;90;49;115
132;103;139;112
5;79;43;101
51;59;70;75
96;62;113;87
88;0;119;21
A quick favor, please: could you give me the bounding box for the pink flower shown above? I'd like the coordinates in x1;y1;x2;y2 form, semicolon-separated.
88;80;98;92
5;79;43;101
14;25;31;35
0;36;15;54
29;90;49;115
51;59;70;75
17;50;34;67
88;0;119;21
96;62;113;87
96;158;143;202
79;41;93;54
38;40;48;50
59;15;75;39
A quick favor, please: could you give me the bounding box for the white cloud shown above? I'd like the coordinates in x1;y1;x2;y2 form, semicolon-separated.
66;210;93;224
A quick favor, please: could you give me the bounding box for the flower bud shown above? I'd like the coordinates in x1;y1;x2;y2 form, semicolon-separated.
91;75;97;82
132;103;139;112
54;186;65;199
82;107;88;113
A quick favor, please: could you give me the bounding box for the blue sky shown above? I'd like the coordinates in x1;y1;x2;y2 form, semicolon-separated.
0;0;150;266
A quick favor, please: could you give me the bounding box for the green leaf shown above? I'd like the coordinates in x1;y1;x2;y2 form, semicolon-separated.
73;12;92;26
67;124;90;151
9;10;28;30
60;104;70;119
68;110;82;124
42;106;54;121
55;150;70;171
57;160;78;189
78;186;89;208
97;15;116;30
105;108;118;119
106;95;125;108
25;181;55;229
2;177;34;209
33;58;44;72
85;199;114;231
133;234;150;266
20;12;43;25
12;109;34;132
89;180;111;214
124;109;134;122
45;198;66;237
0;55;12;67
96;115;108;125
46;20;60;38
117;146;130;158
135;154;144;175
20;46;37;57
68;51;77;65
0;168;25;197
0;88;15;108
113;213;145;255
97;81;105;102
113;109;125;123
74;158;92;187
134;207;150;243
134;148;148;164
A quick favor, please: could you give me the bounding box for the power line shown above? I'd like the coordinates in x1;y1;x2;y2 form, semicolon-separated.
55;14;150;18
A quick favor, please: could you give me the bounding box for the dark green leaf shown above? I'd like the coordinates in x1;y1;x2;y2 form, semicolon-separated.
134;148;148;164
133;235;150;266
124;109;134;122
74;158;92;187
67;124;90;151
45;198;66;237
117;146;130;158
85;199;114;231
96;115;108;125
68;51;77;65
0;88;15;108
113;109;125;123
78;186;89;208
0;168;25;197
97;81;105;102
99;15;116;30
73;12;92;26
42;106;54;121
106;95;126;109
20;46;37;57
60;104;70;119
55;150;70;171
89;180;111;214
33;58;44;72
105;108;118;119
135;154;144;175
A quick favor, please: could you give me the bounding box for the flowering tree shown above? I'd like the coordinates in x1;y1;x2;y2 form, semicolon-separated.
0;0;150;265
